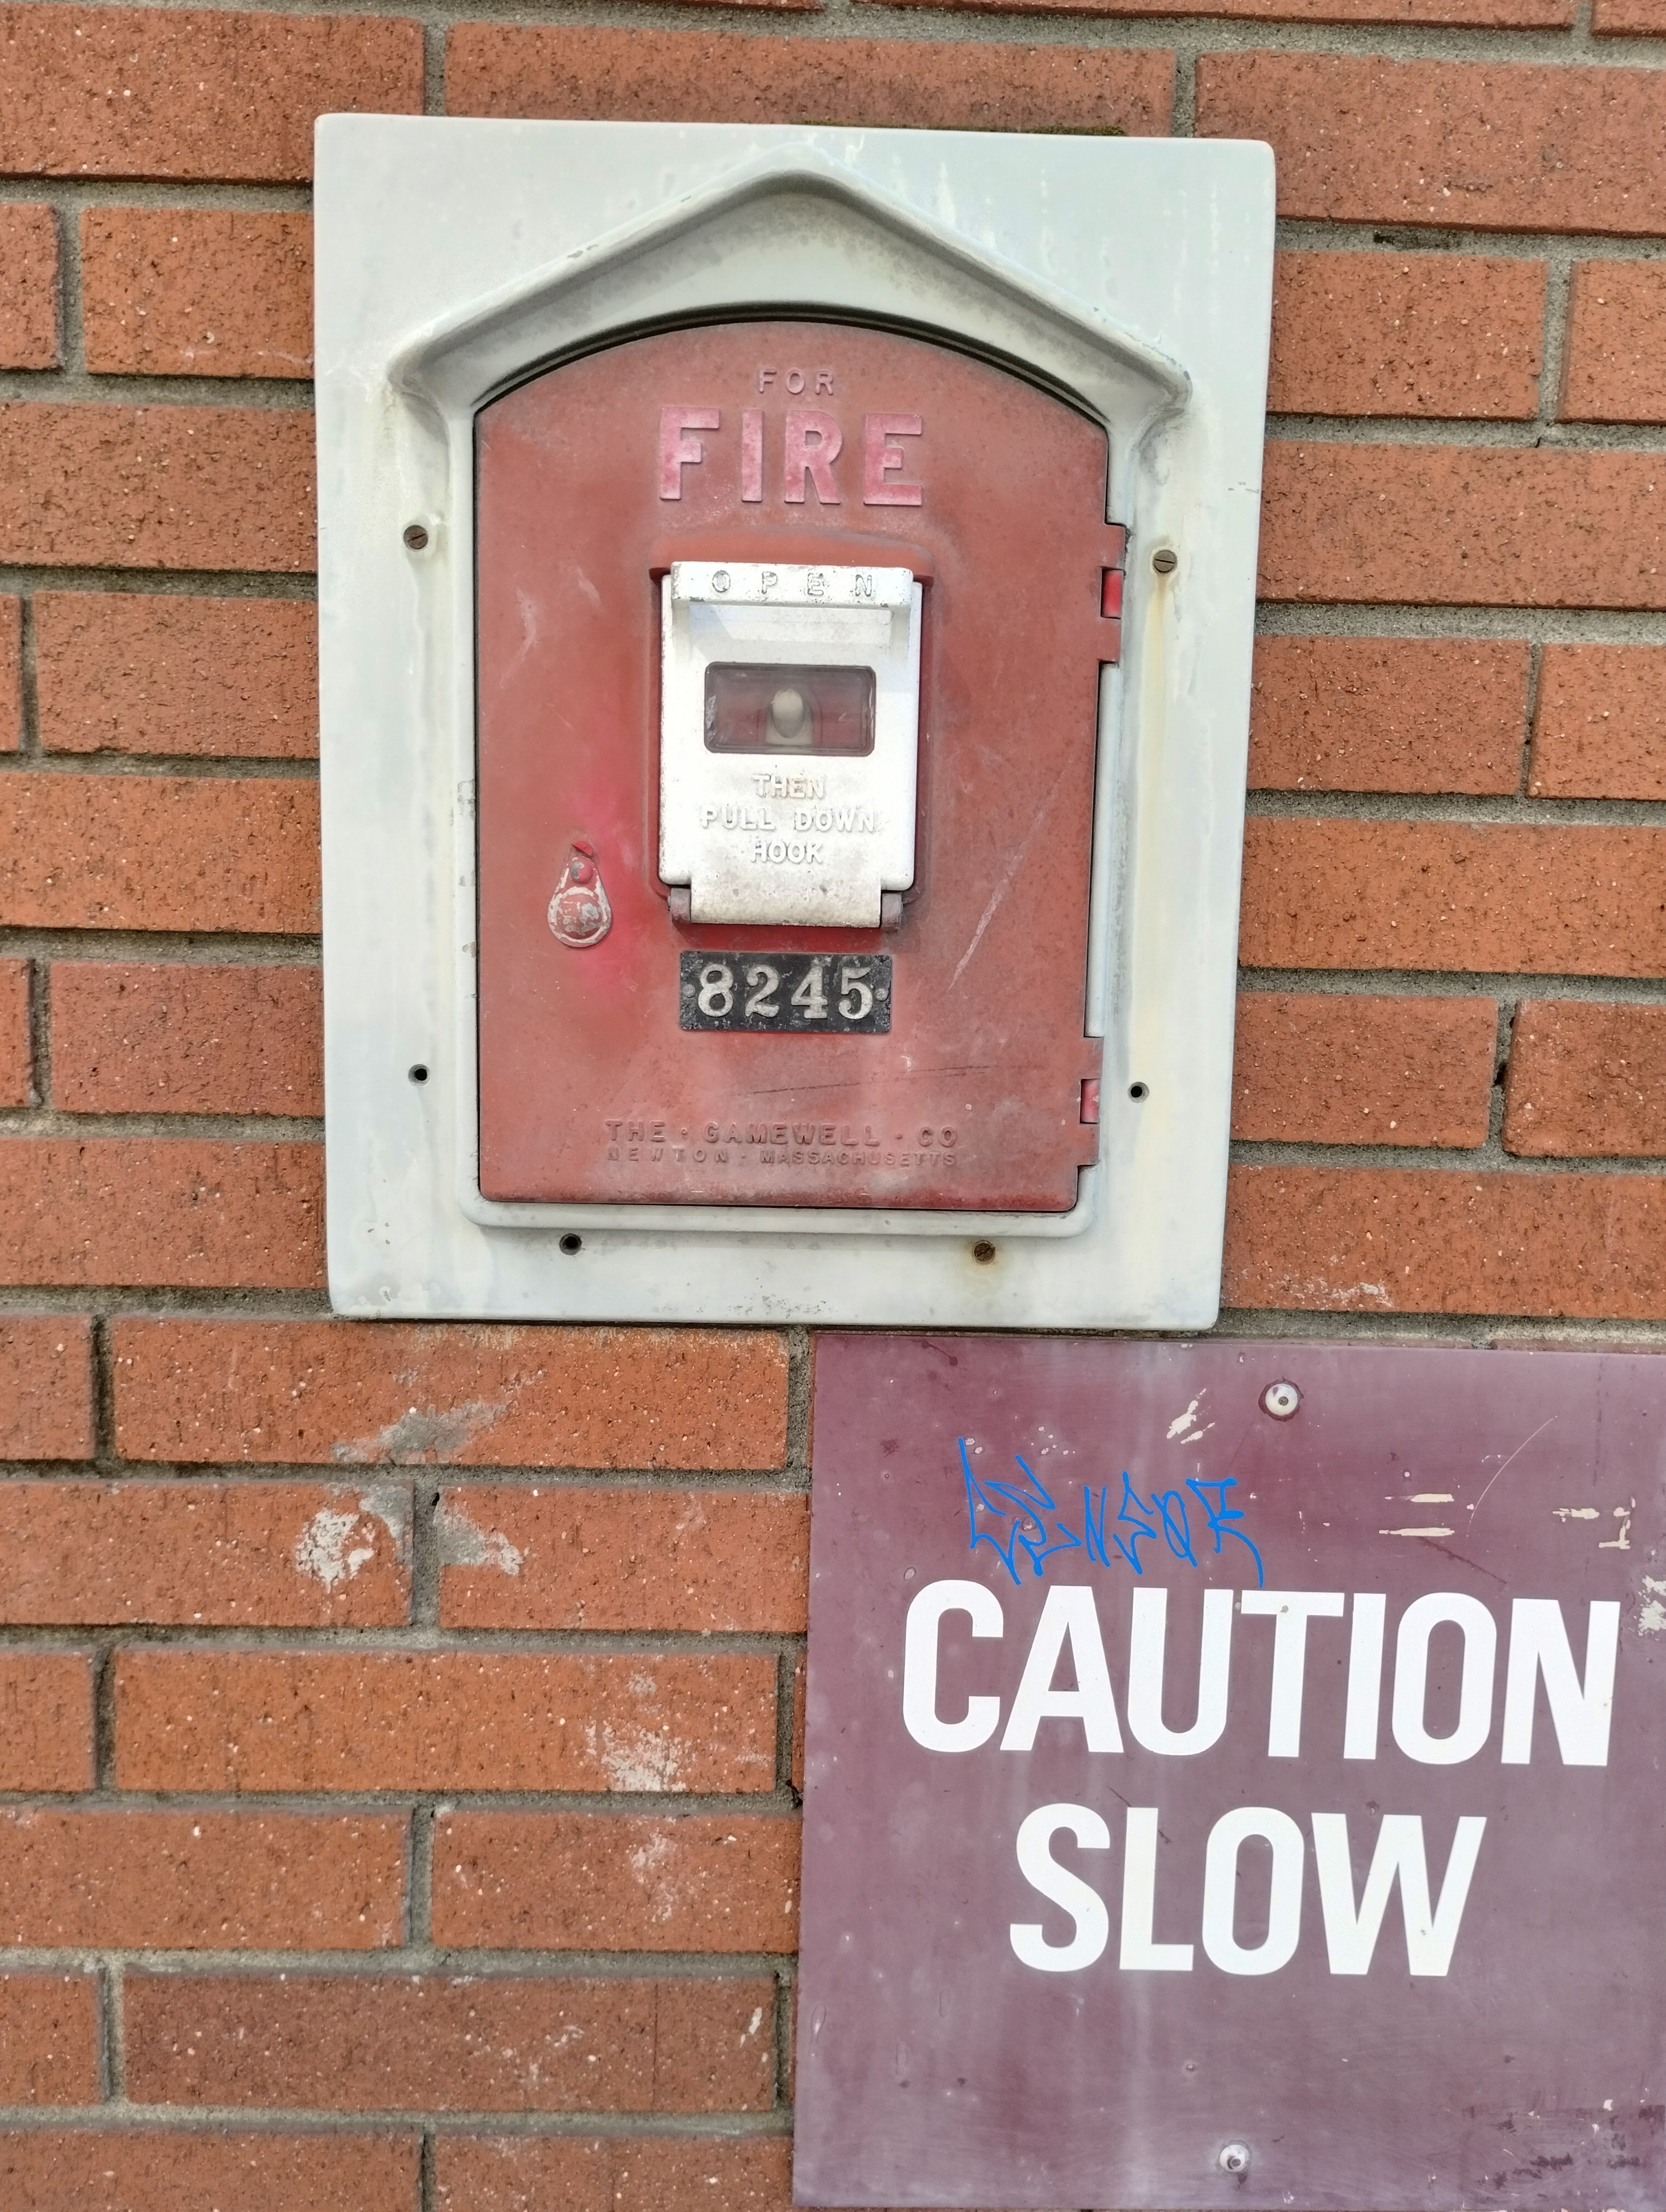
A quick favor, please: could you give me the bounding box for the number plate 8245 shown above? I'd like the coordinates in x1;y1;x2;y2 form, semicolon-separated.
678;952;892;1034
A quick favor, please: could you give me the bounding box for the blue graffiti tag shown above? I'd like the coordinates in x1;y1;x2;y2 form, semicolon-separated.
960;1437;1264;1590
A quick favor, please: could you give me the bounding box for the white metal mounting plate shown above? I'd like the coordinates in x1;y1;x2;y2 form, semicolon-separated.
315;117;1274;1326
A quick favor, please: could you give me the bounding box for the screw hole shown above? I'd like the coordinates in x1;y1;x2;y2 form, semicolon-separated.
1129;1081;1149;1101
403;523;430;551
408;1064;429;1084
1152;547;1177;575
971;1240;997;1265
559;1233;583;1256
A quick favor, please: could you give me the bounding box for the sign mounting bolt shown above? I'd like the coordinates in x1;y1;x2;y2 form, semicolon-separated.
1260;1381;1300;1420
1218;2143;1251;2177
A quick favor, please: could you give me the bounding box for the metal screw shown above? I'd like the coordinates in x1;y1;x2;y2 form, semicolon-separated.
971;1240;997;1265
1152;548;1178;575
1261;1380;1300;1420
403;523;430;551
1219;2143;1251;2177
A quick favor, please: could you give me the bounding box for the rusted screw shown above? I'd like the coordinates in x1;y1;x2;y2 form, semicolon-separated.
1152;548;1177;575
971;1240;997;1265
402;523;430;550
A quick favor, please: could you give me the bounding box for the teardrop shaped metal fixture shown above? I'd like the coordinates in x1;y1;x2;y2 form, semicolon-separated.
547;840;612;948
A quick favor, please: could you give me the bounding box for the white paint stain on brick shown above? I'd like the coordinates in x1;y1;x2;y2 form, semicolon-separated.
294;1488;409;1590
627;1827;685;1921
586;1718;685;1792
362;1483;411;1558
332;1398;507;1465
295;1506;374;1591
435;1499;523;1576
1275;1275;1392;1309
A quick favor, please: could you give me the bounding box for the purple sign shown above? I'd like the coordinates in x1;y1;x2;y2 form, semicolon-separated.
794;1335;1666;2210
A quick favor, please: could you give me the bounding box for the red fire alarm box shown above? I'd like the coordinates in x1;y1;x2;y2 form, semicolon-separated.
476;322;1118;1214
317;123;1274;1325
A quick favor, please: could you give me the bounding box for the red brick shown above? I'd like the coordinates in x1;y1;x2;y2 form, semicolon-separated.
125;1973;776;2112
0;776;318;933
0;1140;323;1290
439;1487;807;1630
434;1812;799;1952
0;1481;409;1625
1224;1163;1666;1317
0;594;19;751
0;7;421;182
1249;636;1528;794
1196;56;1666;236
872;0;1566;18
111;1319;789;1470
1232;993;1496;1146
0;959;30;1108
82;208;311;378
1268;252;1542;418
1592;0;1666;32
435;2136;793;2212
1503;1001;1666;1158
113;1649;777;1794
35;593;318;759
0;1319;93;1459
0;205;57;369
1260;442;1666;610
1561;261;1666;423
1241;820;1666;978
0;1654;93;1791
1529;645;1666;800
0;2134;419;2212
52;962;322;1115
0;404;313;572
446;25;1173;134
0;1978;98;2105
0;1810;405;1948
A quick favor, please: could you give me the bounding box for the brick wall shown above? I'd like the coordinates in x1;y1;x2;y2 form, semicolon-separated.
1;0;1664;2202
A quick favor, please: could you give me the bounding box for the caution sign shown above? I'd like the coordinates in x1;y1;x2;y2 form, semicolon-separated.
793;1336;1666;2210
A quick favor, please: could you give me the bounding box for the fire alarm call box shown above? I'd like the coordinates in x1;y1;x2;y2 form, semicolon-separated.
316;120;1274;1327
477;321;1114;1215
